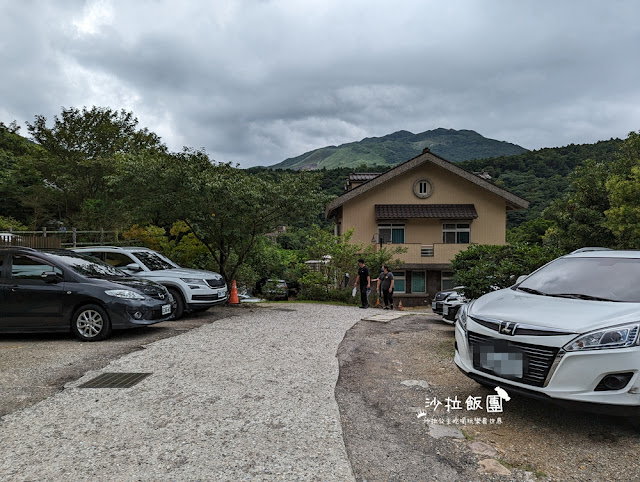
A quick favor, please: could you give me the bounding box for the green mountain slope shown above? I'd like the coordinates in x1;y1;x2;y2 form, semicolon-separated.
270;128;528;170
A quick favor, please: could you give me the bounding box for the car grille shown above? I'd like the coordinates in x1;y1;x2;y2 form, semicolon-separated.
135;285;169;301
467;331;559;387
434;302;443;313
206;278;225;288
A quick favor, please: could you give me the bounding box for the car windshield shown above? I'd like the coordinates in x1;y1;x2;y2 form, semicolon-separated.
43;251;127;278
133;251;176;271
518;257;640;302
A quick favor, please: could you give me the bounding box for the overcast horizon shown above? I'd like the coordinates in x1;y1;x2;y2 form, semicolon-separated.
2;0;639;167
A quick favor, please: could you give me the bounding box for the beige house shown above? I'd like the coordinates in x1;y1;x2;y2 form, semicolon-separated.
325;149;529;306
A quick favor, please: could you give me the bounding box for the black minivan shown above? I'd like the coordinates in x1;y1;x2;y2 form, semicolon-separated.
0;247;175;341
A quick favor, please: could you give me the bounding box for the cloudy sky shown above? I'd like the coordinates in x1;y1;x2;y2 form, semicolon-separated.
1;0;639;167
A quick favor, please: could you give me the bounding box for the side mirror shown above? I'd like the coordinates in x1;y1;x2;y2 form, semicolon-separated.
125;263;142;272
41;271;62;283
516;275;527;284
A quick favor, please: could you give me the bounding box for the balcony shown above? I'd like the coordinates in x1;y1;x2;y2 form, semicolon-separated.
380;243;471;265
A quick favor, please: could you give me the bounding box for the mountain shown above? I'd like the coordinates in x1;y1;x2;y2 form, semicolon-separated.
269;128;528;170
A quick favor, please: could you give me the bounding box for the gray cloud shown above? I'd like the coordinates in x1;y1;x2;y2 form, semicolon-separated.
1;0;639;167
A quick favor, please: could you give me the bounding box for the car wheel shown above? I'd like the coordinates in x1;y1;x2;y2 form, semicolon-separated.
168;288;185;319
71;304;112;342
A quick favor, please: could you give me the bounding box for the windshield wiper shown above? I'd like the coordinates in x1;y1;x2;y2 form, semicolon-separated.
517;287;548;296
548;293;620;302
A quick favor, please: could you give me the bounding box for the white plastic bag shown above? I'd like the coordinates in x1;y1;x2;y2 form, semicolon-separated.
352;287;357;297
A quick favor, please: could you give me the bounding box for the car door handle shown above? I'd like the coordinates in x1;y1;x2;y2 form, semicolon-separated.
10;285;19;292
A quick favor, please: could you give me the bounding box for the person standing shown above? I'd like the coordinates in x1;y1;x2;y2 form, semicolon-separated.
380;265;395;310
354;258;371;308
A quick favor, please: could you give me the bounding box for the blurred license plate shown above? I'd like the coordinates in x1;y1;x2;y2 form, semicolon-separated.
218;292;226;299
162;304;171;315
476;343;524;378
443;305;449;315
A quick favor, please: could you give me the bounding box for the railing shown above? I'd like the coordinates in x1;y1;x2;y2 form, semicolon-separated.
0;228;130;248
384;243;471;264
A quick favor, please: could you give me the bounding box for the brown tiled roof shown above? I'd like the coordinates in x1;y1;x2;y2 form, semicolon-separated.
325;150;529;219
375;204;478;220
349;172;380;182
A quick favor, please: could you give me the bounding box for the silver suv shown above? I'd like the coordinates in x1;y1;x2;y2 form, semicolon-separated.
73;246;227;319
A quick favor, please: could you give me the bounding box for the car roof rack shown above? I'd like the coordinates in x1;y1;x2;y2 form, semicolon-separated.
570;247;613;254
0;245;37;251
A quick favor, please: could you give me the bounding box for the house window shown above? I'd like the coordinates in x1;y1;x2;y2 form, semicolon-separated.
393;271;406;293
411;271;426;293
442;222;470;244
413;178;433;199
378;224;405;244
441;271;456;290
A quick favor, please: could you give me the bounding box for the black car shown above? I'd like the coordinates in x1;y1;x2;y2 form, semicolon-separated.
0;247;175;341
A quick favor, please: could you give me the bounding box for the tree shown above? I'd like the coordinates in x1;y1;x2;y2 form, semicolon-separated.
116;148;326;283
451;244;563;300
604;131;640;248
26;106;166;227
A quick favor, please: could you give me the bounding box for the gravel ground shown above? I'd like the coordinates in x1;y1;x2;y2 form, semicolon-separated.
0;307;237;418
335;311;640;481
0;303;361;481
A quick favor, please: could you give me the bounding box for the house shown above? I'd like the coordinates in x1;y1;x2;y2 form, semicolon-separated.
325;149;529;306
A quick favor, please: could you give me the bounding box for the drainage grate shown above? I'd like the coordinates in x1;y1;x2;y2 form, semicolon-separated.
78;372;152;389
271;308;297;312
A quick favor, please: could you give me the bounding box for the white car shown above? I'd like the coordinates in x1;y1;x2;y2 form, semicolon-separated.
73;246;227;319
455;249;640;415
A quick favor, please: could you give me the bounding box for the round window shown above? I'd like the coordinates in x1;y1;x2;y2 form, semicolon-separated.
413;179;433;199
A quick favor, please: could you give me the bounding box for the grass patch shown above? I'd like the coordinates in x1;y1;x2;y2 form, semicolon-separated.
498;459;547;479
436;339;456;359
461;428;474;440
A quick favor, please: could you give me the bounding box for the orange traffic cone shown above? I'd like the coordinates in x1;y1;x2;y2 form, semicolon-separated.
229;280;240;305
397;300;403;311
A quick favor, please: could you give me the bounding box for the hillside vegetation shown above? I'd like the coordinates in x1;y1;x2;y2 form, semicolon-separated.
269;128;528;170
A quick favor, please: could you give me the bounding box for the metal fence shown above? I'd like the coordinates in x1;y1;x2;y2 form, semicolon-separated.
0;228;130;248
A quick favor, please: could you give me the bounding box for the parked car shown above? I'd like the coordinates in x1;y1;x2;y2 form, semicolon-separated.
261;279;288;301
455;249;640;414
442;293;468;324
432;286;464;315
73;246;227;319
0;247;174;341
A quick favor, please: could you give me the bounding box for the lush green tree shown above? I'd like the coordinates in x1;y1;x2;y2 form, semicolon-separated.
26;106;166;228
116;148;325;283
451;244;563;299
541;159;616;251
506;217;555;245
604;131;640;248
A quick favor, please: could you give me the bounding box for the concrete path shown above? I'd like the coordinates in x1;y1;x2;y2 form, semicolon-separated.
0;304;364;480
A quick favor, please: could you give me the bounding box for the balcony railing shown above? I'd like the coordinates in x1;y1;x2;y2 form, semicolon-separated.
383;243;471;264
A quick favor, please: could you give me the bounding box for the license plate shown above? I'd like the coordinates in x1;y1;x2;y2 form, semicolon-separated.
443;305;449;315
162;304;171;315
431;302;437;310
476;344;524;378
218;291;226;299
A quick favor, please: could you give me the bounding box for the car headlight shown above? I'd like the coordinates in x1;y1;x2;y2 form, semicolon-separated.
564;323;640;351
180;278;208;286
456;301;470;331
105;289;145;300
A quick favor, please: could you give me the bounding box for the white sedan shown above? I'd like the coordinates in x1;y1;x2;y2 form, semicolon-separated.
455;249;640;415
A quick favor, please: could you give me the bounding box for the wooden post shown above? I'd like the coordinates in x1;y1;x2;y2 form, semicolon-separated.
42;227;47;237
72;228;77;247
100;228;104;244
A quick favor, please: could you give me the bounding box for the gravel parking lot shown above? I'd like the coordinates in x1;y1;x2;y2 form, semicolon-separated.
0;306;238;418
336;311;640;480
2;304;640;480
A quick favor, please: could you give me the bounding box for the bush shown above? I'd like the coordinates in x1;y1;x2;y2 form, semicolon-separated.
451;243;564;299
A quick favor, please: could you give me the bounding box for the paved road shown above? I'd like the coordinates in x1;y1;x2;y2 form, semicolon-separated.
0;304;362;480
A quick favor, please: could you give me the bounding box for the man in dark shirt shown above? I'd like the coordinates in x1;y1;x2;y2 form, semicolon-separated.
354;258;370;308
379;265;395;310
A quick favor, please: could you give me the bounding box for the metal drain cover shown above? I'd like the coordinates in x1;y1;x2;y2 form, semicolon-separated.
78;372;152;389
271;308;297;312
